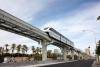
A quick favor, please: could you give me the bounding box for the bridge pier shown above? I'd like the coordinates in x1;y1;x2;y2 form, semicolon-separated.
80;54;83;60
61;47;67;61
78;53;81;60
41;40;48;61
71;50;74;60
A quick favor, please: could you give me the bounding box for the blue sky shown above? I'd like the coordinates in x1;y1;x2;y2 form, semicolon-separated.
0;0;100;54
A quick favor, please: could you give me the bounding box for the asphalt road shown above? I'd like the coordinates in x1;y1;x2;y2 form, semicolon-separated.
39;59;94;67
0;59;94;67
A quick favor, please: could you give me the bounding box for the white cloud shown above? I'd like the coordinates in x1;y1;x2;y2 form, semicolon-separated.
0;0;54;23
42;2;100;53
0;30;39;47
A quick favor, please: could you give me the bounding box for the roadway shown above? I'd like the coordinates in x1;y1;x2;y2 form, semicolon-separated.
39;59;94;67
0;59;94;67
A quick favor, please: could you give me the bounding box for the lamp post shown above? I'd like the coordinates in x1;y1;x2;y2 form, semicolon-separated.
82;30;97;56
82;30;97;47
82;30;98;60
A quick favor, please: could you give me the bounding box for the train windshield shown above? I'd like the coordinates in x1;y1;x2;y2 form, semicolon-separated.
44;27;49;30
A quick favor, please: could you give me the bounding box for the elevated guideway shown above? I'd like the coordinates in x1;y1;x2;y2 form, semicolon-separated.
0;9;85;61
0;9;51;42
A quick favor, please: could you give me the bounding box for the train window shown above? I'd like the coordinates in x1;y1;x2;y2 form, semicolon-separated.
44;27;49;30
49;28;53;31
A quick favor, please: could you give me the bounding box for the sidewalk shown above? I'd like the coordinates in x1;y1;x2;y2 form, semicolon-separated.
18;60;78;67
0;60;75;67
92;61;100;67
0;60;67;67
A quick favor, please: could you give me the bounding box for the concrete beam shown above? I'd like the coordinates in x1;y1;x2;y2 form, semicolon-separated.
0;9;51;42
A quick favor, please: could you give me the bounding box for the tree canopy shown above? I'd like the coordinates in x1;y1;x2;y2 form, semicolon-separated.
96;40;100;55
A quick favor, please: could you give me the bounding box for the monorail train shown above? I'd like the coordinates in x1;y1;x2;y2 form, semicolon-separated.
43;27;74;47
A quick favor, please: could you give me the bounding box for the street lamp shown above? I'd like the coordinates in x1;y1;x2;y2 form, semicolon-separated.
82;30;97;47
82;30;98;57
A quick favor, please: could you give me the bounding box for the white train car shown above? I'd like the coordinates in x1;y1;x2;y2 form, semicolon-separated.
61;36;66;44
43;27;74;47
43;27;61;41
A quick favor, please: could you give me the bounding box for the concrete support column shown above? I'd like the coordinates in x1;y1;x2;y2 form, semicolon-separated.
61;47;67;61
77;52;80;60
81;55;84;60
71;50;74;60
80;54;83;60
79;53;82;60
66;50;69;60
78;53;80;60
41;40;48;61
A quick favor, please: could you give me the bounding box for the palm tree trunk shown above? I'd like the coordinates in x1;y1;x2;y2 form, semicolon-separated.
96;54;100;63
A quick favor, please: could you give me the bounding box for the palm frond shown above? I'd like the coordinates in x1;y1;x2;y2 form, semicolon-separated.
97;16;100;20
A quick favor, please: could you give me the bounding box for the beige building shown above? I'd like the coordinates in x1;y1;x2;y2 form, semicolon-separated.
54;49;60;54
85;48;91;55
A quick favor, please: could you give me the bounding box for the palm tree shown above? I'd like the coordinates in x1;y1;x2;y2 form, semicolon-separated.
96;40;100;63
24;45;28;54
0;47;2;55
11;44;16;55
21;45;28;61
0;47;4;55
22;45;28;54
16;44;21;54
1;47;4;55
96;46;100;63
31;46;36;60
36;47;40;54
32;46;36;54
47;50;52;58
97;16;100;20
22;45;25;54
5;44;9;53
35;47;42;60
39;48;42;54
